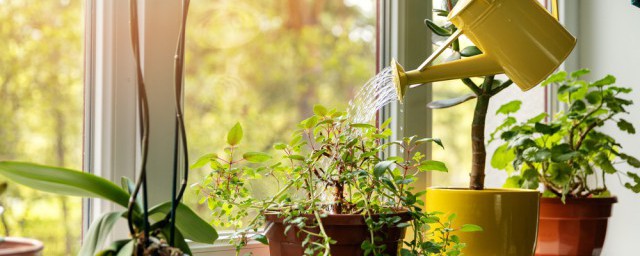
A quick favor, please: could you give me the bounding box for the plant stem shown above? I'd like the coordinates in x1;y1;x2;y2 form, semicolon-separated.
470;92;490;190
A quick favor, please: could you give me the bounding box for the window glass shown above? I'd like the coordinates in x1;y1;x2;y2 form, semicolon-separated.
0;1;83;255
184;0;376;226
430;1;474;187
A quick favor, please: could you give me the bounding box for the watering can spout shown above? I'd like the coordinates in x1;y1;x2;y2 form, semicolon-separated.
392;0;576;102
392;54;503;102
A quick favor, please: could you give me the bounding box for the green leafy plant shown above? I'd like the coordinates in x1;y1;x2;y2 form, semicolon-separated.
424;0;514;190
0;161;217;255
192;106;481;256
491;70;640;199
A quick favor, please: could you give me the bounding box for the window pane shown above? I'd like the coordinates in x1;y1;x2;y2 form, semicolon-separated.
0;1;84;255
184;0;376;226
430;1;473;187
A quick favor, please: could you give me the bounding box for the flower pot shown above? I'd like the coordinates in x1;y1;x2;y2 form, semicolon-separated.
265;210;411;256
0;237;43;256
426;187;540;256
535;197;617;256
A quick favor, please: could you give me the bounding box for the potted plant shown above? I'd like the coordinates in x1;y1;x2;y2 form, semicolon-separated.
192;107;482;256
404;1;546;255
0;0;218;255
491;70;640;256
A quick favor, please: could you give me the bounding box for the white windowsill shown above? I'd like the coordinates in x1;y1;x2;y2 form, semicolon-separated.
189;234;269;256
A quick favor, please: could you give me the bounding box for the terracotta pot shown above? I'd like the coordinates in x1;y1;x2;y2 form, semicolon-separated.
265;210;411;256
535;197;617;256
0;237;43;256
426;187;540;256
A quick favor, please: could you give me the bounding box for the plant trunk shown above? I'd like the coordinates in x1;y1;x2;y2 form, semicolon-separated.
470;94;490;190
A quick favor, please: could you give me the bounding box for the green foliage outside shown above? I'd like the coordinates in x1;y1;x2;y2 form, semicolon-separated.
183;0;378;223
491;70;640;199
0;1;83;255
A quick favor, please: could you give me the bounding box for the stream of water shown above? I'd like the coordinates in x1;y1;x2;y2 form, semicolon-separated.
346;66;398;124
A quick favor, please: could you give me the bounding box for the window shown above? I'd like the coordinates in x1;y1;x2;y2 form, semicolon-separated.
182;0;377;227
0;1;84;255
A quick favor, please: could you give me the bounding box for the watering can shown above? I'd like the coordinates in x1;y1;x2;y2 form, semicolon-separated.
392;0;576;101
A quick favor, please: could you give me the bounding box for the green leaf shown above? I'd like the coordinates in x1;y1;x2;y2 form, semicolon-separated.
496;100;522;115
527;113;548;124
424;19;452;36
243;152;271;163
0;161;130;208
591;74;616;87
459;224;483;232
427;94;476;109
447;213;457;222
227;122;243;146
121;177;142;210
149;202;218;243
253;234;269;245
542;71;567;86
594;152;617;174
374;161;394;178
460;46;482;57
491;144;516;170
79;211;124;256
503;176;522;188
191;153;217;169
571;69;590;78
547;163;572;185
115;240;134;256
313;105;328;116
419;160;448;172
414;138;444;149
350;123;376;129
620;153;640;168
535;123;561;135
96;239;132;256
160;224;192;255
617;119;636;134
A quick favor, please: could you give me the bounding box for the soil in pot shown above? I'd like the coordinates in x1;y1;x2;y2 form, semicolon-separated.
535;197;617;256
265;210;411;256
0;237;43;256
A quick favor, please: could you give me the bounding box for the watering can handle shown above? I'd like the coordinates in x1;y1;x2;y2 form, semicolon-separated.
417;29;463;72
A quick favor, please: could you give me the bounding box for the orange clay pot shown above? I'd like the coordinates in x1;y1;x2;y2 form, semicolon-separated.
0;237;43;256
265;211;411;256
535;197;617;256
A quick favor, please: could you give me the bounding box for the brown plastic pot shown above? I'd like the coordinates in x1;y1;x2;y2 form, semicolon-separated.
0;237;43;256
265;211;411;256
535;197;617;256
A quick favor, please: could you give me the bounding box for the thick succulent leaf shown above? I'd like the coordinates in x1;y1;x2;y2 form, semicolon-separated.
80;211;125;256
0;161;129;207
460;46;482;57
149;202;218;243
427;94;476;109
424;19;452;36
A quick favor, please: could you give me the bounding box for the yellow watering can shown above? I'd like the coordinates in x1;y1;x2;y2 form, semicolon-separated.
392;0;576;101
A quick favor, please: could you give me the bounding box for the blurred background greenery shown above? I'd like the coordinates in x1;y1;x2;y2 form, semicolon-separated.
0;0;83;255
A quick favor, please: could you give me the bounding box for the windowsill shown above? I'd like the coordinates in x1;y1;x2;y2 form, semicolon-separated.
189;234;269;256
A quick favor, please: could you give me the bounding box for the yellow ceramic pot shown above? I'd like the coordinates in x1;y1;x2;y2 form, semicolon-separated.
426;188;540;256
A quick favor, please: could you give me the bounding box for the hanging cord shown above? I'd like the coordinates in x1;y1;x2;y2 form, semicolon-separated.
169;0;192;246
127;0;152;249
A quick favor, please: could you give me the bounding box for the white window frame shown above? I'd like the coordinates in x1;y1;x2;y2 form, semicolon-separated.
84;0;431;254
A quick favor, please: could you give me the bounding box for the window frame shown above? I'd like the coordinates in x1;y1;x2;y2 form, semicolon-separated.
84;0;432;254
